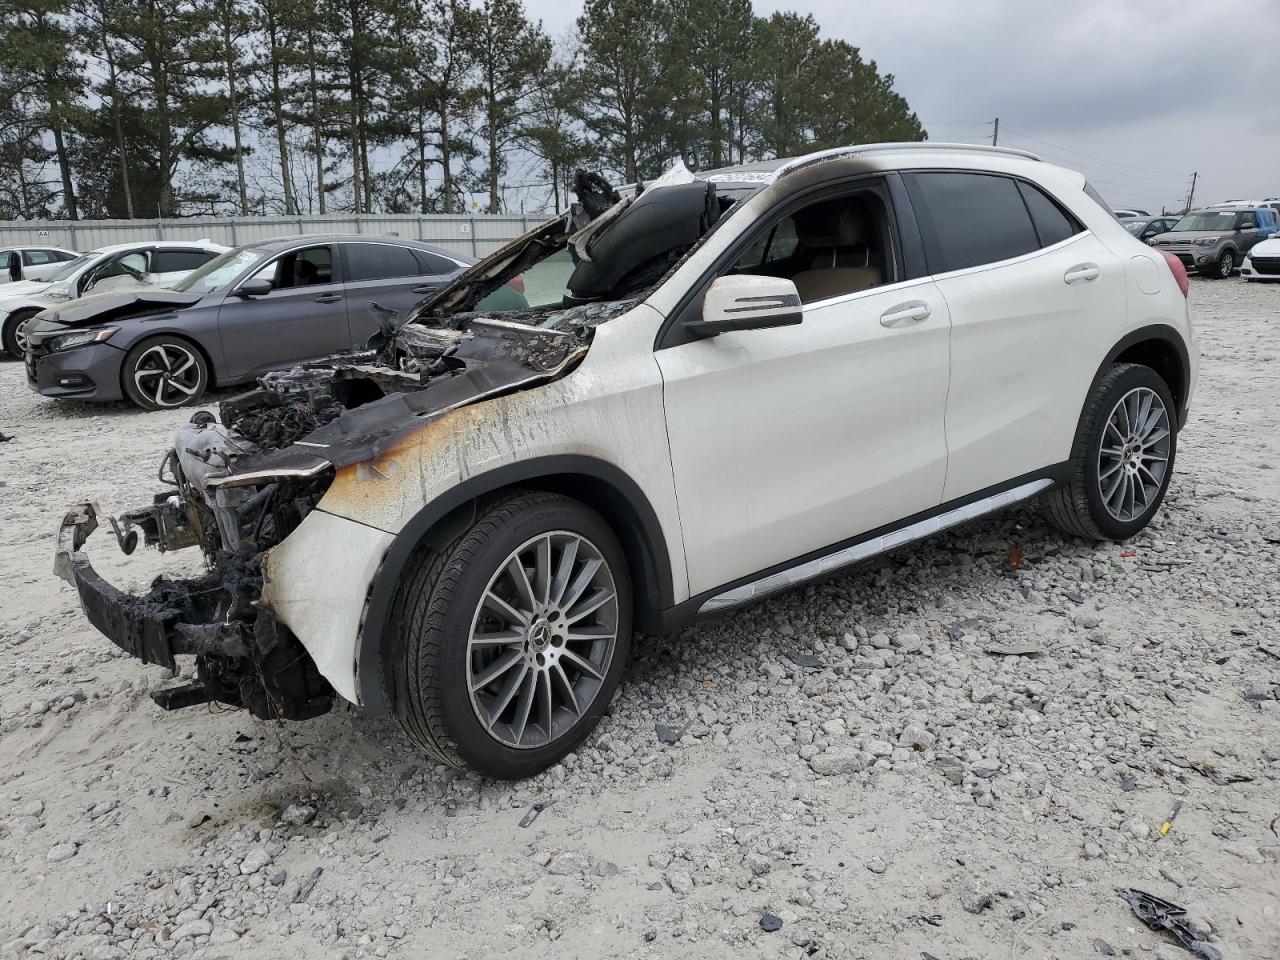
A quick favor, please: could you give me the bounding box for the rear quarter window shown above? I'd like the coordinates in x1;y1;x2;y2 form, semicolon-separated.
1016;182;1082;247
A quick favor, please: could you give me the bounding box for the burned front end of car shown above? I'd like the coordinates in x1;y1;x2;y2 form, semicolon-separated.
53;317;590;721
54;163;757;724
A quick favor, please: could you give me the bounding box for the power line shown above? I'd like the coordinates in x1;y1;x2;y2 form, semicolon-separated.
998;126;1186;178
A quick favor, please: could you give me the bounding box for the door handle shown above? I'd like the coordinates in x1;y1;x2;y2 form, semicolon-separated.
313;293;342;303
1064;263;1100;284
412;284;439;294
879;301;931;328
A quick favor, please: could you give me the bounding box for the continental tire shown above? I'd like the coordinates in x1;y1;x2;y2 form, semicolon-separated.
1043;363;1178;541
393;490;632;780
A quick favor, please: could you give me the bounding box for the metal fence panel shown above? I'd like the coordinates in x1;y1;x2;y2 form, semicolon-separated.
0;213;552;255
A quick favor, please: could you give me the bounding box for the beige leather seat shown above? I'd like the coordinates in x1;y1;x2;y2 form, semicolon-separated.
791;266;881;303
789;201;883;303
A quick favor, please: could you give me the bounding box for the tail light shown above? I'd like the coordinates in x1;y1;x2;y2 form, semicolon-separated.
1159;250;1189;297
507;274;525;294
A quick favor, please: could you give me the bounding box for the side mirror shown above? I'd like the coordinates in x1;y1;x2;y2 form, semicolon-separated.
684;274;803;339
235;278;273;298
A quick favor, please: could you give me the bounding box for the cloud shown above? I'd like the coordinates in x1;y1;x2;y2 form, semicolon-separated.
528;0;1280;205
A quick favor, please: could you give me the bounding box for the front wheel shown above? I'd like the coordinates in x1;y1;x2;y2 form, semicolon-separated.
1043;363;1177;541
121;336;209;410
393;491;632;779
1;309;40;359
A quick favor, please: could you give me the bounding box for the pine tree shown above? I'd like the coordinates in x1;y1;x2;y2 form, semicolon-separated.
0;0;83;218
465;0;551;212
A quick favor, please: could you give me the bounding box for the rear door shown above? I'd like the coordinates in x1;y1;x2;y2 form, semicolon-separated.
903;171;1127;501
341;241;450;345
216;243;350;381
21;249;65;281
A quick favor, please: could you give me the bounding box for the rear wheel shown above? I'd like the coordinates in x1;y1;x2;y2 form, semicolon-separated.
1043;363;1177;541
394;491;632;779
1202;248;1233;279
121;336;209;410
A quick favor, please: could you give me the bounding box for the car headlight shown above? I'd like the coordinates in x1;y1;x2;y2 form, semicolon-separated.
1192;237;1219;246
46;327;117;352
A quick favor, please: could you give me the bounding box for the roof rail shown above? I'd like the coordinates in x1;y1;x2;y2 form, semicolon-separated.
769;141;1043;182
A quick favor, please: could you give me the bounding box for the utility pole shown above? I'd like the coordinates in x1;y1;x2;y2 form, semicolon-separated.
1183;171;1198;214
991;117;999;146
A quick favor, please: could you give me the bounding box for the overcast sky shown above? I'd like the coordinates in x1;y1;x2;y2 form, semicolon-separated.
527;0;1279;211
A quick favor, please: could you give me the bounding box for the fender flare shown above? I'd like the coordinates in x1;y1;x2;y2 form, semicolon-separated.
355;454;676;715
1086;323;1191;431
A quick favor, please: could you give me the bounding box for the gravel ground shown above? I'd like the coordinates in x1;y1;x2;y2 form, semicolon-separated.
1;278;1277;960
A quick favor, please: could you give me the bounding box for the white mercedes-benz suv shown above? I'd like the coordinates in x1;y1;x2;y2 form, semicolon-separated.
57;144;1197;780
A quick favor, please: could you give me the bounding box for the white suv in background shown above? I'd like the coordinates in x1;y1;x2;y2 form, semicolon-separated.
0;239;226;357
58;144;1197;781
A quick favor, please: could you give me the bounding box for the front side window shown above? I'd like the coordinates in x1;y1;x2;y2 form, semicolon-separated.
345;242;419;282
726;187;894;304
274;246;334;287
1239;212;1256;229
905;172;1040;273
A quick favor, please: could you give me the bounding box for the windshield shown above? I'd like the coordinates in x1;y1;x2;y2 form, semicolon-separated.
174;247;273;294
46;252;99;282
1172;211;1238;232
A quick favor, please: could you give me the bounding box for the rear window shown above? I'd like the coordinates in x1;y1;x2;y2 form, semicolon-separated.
153;249;219;273
905;172;1040;273
346;242;420;281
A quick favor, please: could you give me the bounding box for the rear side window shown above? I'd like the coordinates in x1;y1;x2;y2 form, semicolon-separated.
905;172;1040;273
153;249;218;273
1016;182;1081;247
346;242;419;281
24;249;56;265
415;250;461;275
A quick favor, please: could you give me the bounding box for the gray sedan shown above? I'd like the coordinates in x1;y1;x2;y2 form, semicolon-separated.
25;235;474;410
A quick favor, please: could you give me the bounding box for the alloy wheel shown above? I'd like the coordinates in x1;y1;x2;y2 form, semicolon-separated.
1097;386;1171;522
14;315;35;354
1219;251;1233;278
466;531;619;750
132;343;203;408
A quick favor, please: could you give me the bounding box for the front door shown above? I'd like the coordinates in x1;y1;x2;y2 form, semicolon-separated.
655;182;952;596
216;243;350;382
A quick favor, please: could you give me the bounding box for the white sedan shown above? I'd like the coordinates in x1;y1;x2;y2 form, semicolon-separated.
0;239;227;357
1;246;79;283
1241;236;1280;281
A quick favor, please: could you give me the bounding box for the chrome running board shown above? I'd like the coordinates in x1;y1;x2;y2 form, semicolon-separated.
698;478;1054;614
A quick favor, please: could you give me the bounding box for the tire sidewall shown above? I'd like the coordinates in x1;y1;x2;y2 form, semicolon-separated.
121;336;209;410
2;310;38;358
432;498;633;780
1079;366;1178;540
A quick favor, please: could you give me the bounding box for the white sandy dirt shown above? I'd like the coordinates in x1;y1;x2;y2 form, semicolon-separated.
1;278;1277;959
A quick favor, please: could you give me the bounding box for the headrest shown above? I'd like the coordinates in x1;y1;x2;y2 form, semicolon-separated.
794;202;868;248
